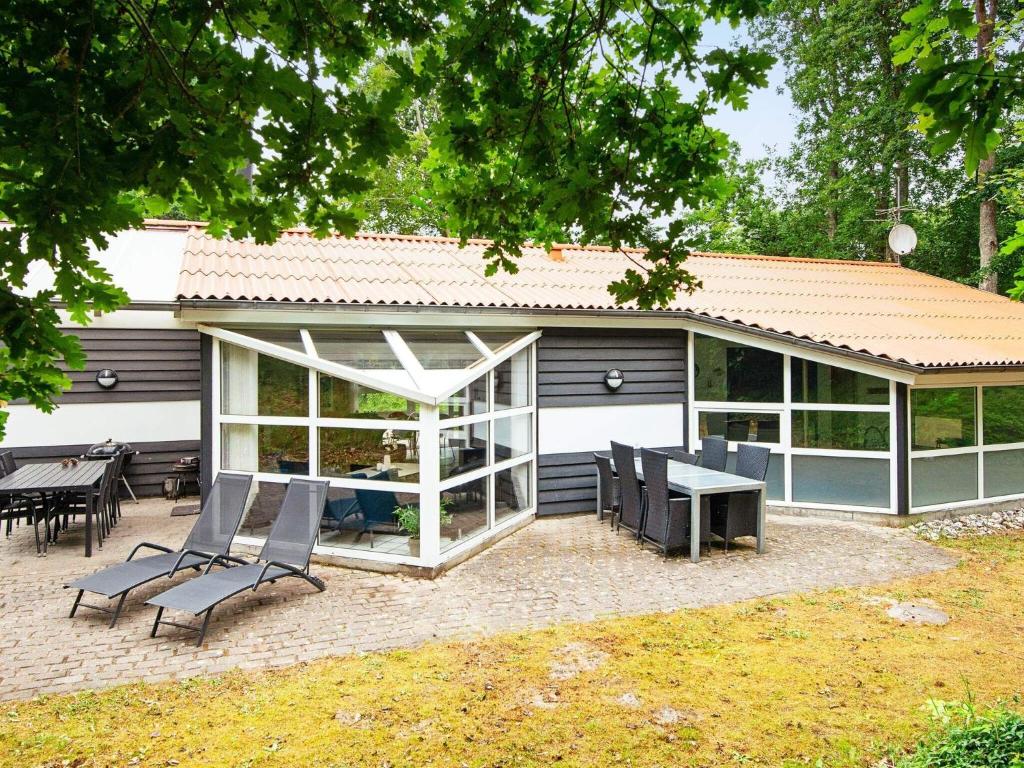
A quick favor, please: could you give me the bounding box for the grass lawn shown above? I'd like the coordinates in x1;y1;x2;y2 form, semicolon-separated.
2;534;1023;768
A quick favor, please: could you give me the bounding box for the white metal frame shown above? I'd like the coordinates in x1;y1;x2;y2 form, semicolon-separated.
208;326;539;569
908;380;1024;512
687;331;898;514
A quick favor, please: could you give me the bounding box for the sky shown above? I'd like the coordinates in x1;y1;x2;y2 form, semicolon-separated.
695;21;796;164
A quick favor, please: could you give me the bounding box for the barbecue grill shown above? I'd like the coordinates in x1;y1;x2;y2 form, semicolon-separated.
82;439;139;503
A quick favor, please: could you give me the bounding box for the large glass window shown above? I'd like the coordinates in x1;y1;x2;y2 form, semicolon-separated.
215;327;537;565
912;454;978;506
401;331;486;369
494;347;532;410
911;388;976;450
319;375;419;420
698;411;781;444
791;360;889;405
983;449;1024;498
791;411;889;451
495;414;533;461
694;334;783;402
318;484;419;556
440;478;489;552
310;330;402;369
440;423;489;480
221;344;308;417
438;375;488;419
319;427;419;482
221;424;309;474
982;386;1024;445
792;455;890;507
495;463;532;524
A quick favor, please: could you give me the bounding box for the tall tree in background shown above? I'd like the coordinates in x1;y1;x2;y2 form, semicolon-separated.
893;0;1024;291
751;0;945;262
974;0;1000;292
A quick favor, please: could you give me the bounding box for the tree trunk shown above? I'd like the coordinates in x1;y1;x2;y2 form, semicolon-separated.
826;163;839;240
976;0;999;293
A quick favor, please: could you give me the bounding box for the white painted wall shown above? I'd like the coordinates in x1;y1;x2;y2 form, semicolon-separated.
538;403;686;455
0;400;200;447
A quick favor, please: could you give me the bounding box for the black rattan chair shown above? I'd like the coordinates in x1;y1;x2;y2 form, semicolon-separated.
610;441;644;540
639;449;711;557
667;449;699;466
699;436;728;472
594;453;620;525
711;443;770;551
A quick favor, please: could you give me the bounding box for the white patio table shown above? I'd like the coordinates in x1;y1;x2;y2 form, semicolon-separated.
600;454;767;563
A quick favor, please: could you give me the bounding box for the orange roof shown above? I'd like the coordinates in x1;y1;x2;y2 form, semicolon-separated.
175;226;1024;370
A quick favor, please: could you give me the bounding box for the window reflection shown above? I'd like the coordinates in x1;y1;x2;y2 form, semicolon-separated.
911;388;976;450
791;411;890;451
319;428;419;482
791;359;889;405
440;423;489;480
694;334;784;402
319;374;419;420
698;411;781;444
220;344;308;417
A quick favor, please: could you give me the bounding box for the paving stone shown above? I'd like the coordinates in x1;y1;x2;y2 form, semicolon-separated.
0;497;955;701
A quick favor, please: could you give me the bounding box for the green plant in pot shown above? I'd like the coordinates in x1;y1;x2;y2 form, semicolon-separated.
394;497;453;539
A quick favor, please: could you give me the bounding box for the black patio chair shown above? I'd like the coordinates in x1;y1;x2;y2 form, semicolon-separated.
699;436;728;472
147;477;330;646
610;441;644;540
0;451;37;546
593;453;620;525
65;472;253;627
666;449;699;466
639;449;711;557
711;443;770;551
51;455;122;550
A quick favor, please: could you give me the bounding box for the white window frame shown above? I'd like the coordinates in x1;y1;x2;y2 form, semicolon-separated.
208;326;539;569
908;381;1024;512
687;331;899;513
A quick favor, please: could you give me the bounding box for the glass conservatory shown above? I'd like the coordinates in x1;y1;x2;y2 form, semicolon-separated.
203;325;539;571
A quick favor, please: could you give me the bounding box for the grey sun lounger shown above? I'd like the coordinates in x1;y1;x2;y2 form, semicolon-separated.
65;473;253;627
147;477;330;646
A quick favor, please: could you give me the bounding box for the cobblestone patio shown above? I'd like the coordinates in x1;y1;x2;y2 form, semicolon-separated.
0;498;955;701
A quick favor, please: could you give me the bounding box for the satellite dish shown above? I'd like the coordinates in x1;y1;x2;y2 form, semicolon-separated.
888;223;918;256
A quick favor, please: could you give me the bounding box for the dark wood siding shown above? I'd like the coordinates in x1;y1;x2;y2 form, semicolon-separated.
538;452;600;516
53;328;200;404
537;329;686;407
5;440;201;498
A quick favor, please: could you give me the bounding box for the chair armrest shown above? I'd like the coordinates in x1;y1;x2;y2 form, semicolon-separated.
201;553;252;575
253;560;307;590
127;542;174;561
167;549;218;578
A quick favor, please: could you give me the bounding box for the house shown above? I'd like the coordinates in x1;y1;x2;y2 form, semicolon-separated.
6;219;1024;574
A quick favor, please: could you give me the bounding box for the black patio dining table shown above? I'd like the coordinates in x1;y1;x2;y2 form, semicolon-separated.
602;454;767;563
0;461;109;557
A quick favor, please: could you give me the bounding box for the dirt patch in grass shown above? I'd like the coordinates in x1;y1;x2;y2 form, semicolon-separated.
2;534;1023;768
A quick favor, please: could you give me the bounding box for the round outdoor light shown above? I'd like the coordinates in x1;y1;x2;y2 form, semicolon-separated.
604;368;625;391
95;369;119;389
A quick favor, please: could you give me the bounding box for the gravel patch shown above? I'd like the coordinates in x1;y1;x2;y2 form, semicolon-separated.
910;509;1024;541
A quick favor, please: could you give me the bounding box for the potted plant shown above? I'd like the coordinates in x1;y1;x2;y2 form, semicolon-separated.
394;498;453;539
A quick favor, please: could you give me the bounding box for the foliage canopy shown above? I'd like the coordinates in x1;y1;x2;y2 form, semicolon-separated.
0;0;773;434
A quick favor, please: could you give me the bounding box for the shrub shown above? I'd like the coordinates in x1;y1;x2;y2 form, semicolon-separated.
895;700;1024;768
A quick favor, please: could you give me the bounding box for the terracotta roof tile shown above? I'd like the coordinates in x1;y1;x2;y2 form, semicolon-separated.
175;227;1024;369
